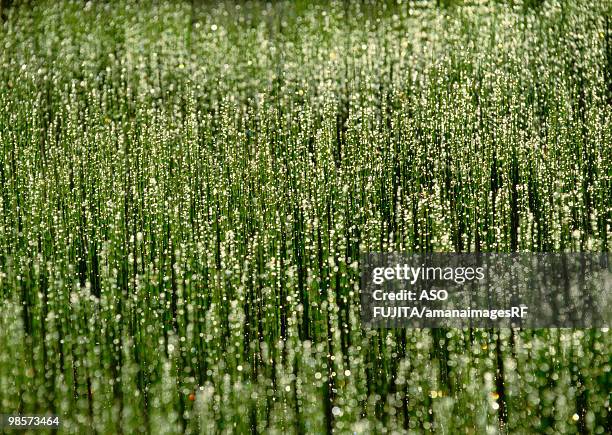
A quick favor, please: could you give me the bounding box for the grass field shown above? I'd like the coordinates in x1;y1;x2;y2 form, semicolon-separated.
0;0;610;433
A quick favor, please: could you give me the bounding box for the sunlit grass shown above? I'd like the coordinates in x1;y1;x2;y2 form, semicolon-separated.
0;0;610;433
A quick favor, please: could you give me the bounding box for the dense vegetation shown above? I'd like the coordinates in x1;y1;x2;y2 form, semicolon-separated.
0;0;610;433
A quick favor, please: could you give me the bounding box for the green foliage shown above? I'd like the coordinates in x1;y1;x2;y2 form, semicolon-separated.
0;0;610;433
